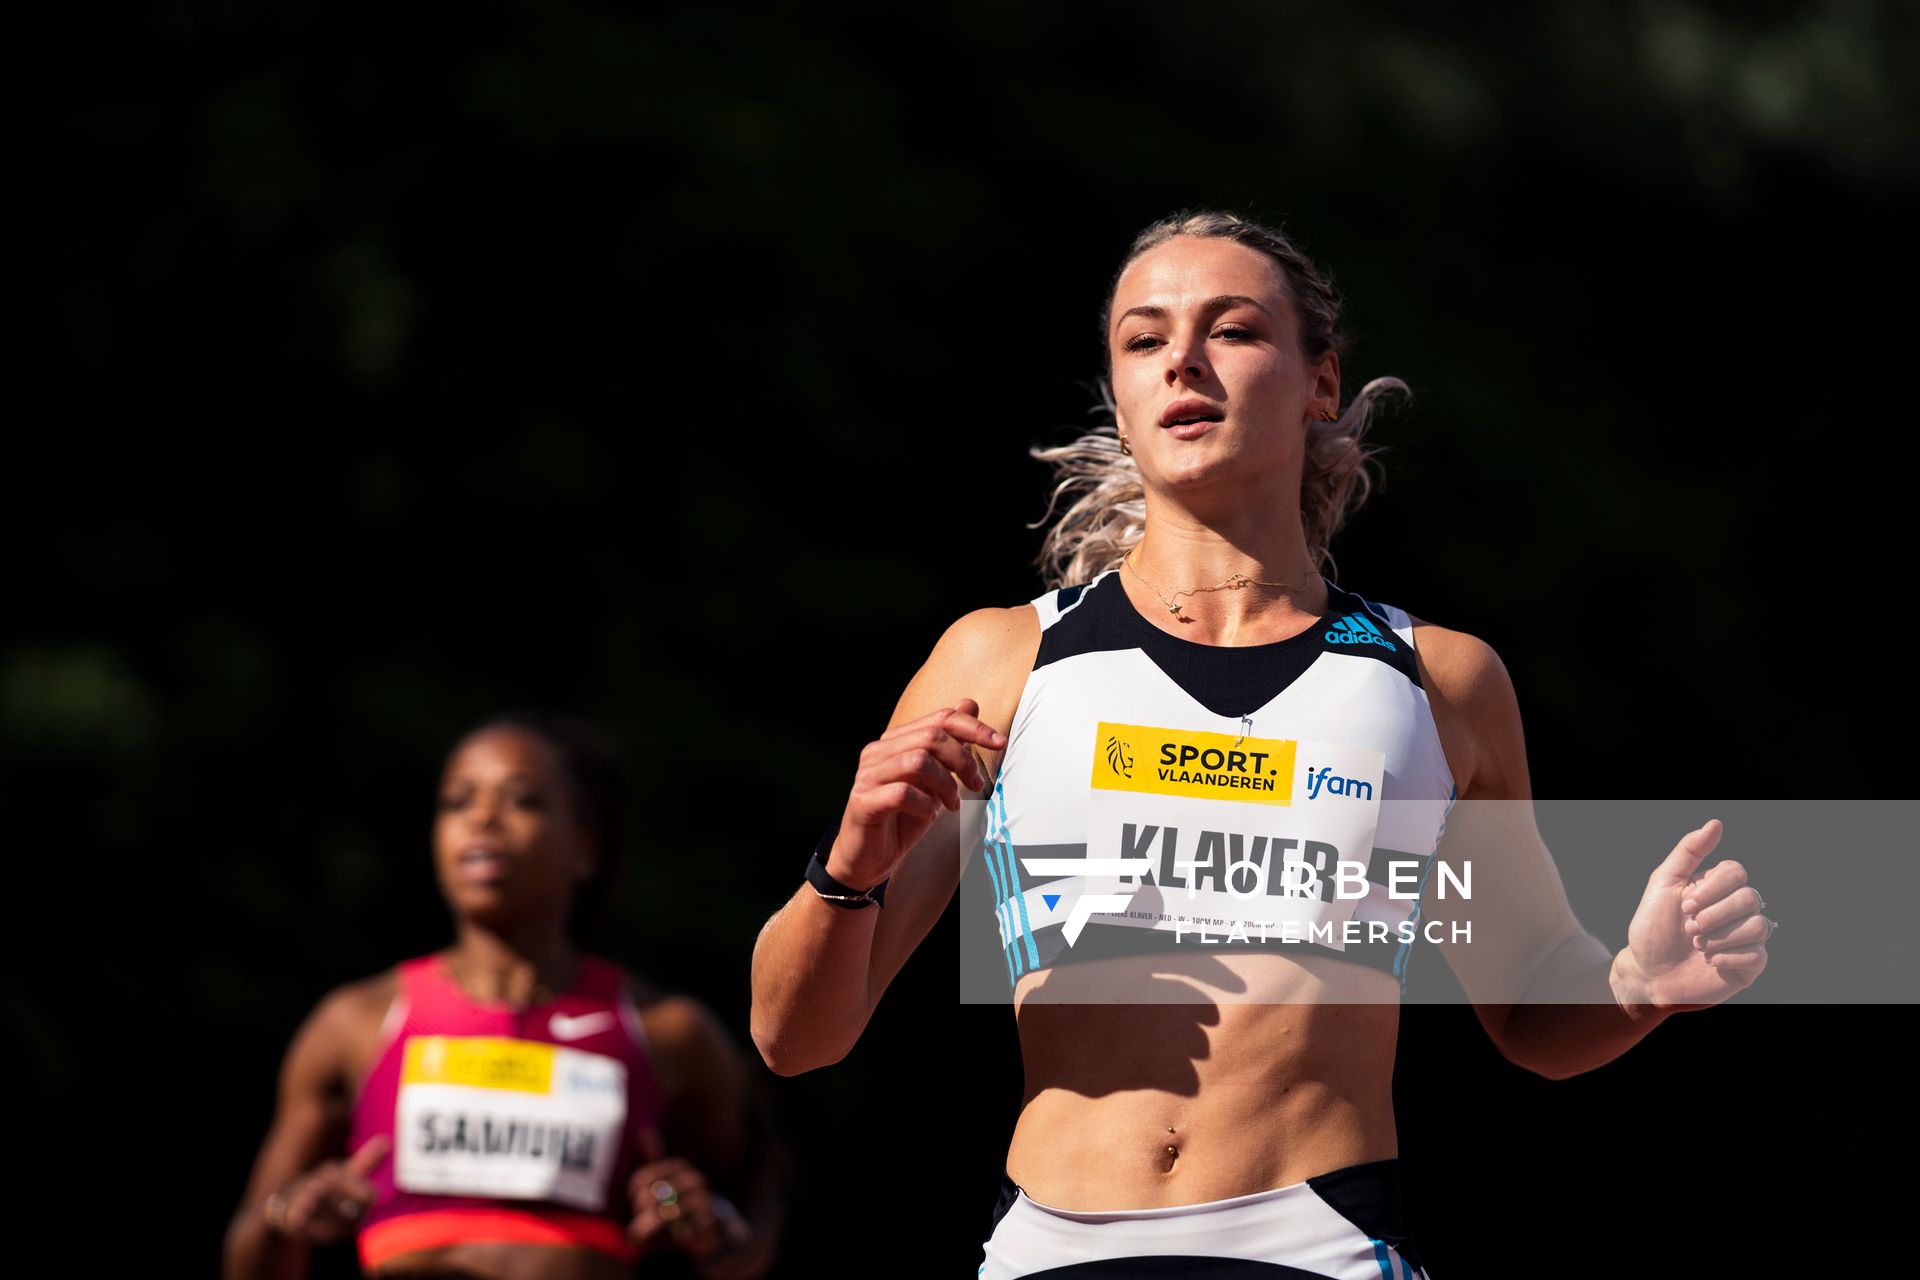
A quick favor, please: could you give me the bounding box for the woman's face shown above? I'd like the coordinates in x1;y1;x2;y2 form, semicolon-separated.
432;727;594;931
1106;235;1338;496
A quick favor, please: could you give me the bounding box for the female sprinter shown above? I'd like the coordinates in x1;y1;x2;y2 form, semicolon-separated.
748;209;1772;1277
226;712;784;1279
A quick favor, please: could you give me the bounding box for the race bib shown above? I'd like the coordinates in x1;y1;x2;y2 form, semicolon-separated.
394;1036;627;1210
1075;720;1388;947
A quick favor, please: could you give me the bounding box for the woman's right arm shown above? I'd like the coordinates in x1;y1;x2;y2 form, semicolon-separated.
222;983;388;1280
749;604;1037;1076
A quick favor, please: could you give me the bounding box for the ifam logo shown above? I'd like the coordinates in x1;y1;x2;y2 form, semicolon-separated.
1303;765;1372;802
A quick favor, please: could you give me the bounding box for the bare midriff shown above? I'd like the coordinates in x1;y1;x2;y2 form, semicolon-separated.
1005;949;1401;1211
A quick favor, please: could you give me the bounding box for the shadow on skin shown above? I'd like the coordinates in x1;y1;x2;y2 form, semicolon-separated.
1012;947;1399;1101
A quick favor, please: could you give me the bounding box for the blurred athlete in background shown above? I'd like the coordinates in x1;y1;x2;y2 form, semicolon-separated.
226;712;785;1279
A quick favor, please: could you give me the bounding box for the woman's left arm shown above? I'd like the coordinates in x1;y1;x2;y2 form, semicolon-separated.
1416;625;1771;1080
632;993;787;1278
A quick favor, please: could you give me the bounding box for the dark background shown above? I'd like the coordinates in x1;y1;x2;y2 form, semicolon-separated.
12;3;1916;1277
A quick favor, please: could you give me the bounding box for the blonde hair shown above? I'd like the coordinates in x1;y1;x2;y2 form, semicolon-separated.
1029;209;1408;591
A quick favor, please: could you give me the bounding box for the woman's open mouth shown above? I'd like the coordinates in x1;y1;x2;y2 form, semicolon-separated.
1165;420;1217;440
457;847;513;886
1160;400;1225;440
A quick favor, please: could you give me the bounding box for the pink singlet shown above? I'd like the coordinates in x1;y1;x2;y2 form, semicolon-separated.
347;953;668;1272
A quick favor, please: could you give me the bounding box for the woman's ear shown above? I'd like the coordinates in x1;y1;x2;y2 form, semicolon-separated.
1113;399;1136;452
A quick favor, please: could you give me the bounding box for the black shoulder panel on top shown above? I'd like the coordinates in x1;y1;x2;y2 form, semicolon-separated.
1033;572;1420;717
1344;594;1423;691
1033;574;1120;671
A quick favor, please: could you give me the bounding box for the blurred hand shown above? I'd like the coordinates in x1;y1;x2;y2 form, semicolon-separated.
627;1127;729;1260
262;1135;389;1244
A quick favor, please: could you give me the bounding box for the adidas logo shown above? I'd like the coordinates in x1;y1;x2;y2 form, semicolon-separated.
1324;611;1397;651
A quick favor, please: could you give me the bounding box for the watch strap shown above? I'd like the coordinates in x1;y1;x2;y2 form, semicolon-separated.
806;825;888;907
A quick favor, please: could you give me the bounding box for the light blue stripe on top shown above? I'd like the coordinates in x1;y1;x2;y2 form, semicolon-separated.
979;784;1020;986
1393;780;1459;993
995;781;1040;970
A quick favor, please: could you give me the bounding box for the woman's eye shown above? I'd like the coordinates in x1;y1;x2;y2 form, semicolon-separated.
438;794;468;812
1214;325;1254;341
1123;334;1161;352
510;793;545;811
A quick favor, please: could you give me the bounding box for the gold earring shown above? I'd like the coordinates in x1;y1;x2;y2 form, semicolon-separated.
1319;408;1339;422
1119;435;1133;456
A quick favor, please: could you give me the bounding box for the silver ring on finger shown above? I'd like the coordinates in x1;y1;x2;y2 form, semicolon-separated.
338;1198;362;1220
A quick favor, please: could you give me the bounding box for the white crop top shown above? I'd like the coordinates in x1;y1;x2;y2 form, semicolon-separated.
971;566;1458;997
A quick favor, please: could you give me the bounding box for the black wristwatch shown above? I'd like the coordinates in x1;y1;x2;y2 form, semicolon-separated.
806;825;888;908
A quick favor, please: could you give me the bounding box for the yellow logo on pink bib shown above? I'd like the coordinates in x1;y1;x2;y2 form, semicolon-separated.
402;1036;554;1094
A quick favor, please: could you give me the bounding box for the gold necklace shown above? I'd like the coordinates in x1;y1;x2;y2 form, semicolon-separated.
1122;550;1319;618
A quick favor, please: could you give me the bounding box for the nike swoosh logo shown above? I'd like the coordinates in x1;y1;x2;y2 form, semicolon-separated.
548;1011;616;1041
